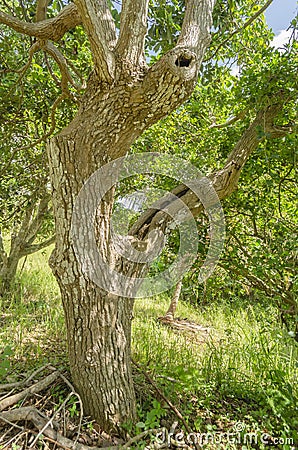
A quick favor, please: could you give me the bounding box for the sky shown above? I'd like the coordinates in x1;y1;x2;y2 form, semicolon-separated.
265;0;297;48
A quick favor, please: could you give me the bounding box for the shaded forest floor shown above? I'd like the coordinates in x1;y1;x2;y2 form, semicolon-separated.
0;249;297;449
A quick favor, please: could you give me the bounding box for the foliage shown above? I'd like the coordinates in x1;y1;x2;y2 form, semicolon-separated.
0;0;92;293
130;24;298;337
0;345;13;380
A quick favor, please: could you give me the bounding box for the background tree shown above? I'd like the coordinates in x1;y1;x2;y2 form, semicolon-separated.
0;2;83;295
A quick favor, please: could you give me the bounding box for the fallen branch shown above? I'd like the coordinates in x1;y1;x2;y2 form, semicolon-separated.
28;391;76;448
0;364;52;392
0;406;108;450
0;371;59;411
0;366;166;448
0;406;162;450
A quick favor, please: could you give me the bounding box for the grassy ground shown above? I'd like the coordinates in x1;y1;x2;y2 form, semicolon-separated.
0;247;297;449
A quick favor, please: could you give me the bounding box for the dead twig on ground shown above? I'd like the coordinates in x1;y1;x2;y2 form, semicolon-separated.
0;371;59;411
0;363;53;392
132;359;200;450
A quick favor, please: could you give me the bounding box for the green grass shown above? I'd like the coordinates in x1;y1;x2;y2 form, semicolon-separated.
0;248;297;449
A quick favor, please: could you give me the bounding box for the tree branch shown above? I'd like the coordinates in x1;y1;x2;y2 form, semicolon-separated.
20;192;52;246
116;0;149;69
177;0;216;56
0;232;8;265
44;42;85;91
0;3;81;42
20;235;55;257
131;95;294;239
139;0;216;110
74;0;116;81
35;0;49;22
209;109;247;129
205;0;274;61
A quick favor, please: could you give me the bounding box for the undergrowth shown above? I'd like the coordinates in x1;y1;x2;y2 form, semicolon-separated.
0;247;297;449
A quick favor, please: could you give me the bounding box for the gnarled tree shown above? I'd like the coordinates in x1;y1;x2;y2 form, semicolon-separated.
1;0;297;432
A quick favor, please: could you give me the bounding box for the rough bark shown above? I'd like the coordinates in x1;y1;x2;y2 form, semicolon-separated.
45;69;199;428
163;280;183;321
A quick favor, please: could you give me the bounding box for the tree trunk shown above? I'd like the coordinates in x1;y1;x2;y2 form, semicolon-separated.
46;47;209;428
162;280;183;321
47;132;137;430
0;193;54;298
46;79;157;429
0;255;19;297
53;269;136;430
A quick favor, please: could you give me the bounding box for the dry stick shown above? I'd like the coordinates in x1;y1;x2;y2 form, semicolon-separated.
0;363;53;391
29;391;75;448
49;366;85;445
0;406;164;450
0;371;59;411
1;407;115;450
122;428;164;449
132;359;199;450
0;389;14;402
47;368;85;443
3;430;27;449
0;422;23;443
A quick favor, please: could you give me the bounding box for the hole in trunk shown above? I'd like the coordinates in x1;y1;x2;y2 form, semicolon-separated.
175;56;192;67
